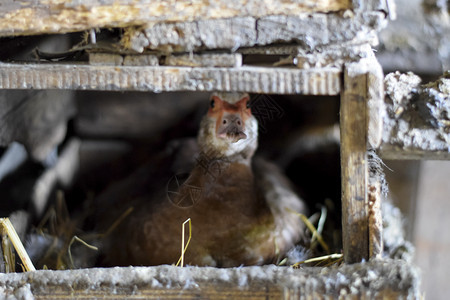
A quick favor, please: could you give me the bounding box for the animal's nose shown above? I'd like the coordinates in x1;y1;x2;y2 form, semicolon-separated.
217;113;247;142
222;114;244;131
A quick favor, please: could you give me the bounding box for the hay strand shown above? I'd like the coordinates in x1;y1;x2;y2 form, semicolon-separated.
176;218;192;267
0;218;36;272
68;235;98;269
103;206;134;237
292;253;343;268
286;207;330;253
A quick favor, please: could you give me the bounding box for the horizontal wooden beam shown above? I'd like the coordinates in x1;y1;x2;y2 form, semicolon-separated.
379;148;450;160
0;63;341;95
0;0;352;37
123;12;385;52
0;261;420;299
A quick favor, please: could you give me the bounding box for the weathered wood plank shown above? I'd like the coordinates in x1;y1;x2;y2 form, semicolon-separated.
124;12;386;52
0;261;421;299
165;53;242;68
89;53;160;66
340;62;369;264
0;0;351;37
340;52;385;263
0;63;341;95
365;55;385;149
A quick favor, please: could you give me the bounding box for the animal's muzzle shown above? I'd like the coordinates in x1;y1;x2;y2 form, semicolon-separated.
217;113;247;143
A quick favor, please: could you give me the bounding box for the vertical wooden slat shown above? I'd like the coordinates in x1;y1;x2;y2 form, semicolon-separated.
340;64;369;263
366;58;384;259
340;53;384;263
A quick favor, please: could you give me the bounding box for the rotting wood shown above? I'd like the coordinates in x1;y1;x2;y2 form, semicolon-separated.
0;0;354;37
340;61;369;264
0;63;341;95
368;181;383;258
0;260;421;299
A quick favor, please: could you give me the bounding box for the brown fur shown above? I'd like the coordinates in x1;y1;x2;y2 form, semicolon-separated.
99;93;305;267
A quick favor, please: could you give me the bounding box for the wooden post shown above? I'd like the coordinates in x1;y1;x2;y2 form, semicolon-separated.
340;65;369;263
366;60;384;259
340;54;384;263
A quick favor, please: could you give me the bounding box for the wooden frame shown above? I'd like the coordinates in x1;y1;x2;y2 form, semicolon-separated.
0;52;384;264
0;0;424;297
0;0;384;38
340;55;384;263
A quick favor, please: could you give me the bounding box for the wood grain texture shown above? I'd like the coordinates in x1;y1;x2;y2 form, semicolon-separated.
340;62;369;264
0;63;341;95
340;53;384;263
0;0;352;37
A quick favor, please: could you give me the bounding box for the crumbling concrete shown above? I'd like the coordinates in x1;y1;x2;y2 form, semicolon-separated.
380;71;450;159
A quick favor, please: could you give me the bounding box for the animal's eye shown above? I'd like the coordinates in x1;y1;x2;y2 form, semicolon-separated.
210;99;215;108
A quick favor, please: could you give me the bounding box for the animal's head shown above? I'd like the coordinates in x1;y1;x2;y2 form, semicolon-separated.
198;92;258;161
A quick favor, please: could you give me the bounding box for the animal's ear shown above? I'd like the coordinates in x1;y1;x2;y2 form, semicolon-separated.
236;95;251;110
210;95;222;110
242;96;251;108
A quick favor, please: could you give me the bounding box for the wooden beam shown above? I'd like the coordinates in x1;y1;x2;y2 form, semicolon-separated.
123;12;385;52
340;62;369;263
0;63;341;95
340;52;385;263
365;56;384;259
380;148;450;160
0;0;352;37
0;261;421;299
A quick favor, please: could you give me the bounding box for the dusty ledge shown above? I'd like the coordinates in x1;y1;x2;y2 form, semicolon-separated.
0;259;420;299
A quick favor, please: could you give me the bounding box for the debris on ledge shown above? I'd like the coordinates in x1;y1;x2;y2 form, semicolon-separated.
380;71;450;159
0;259;420;299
